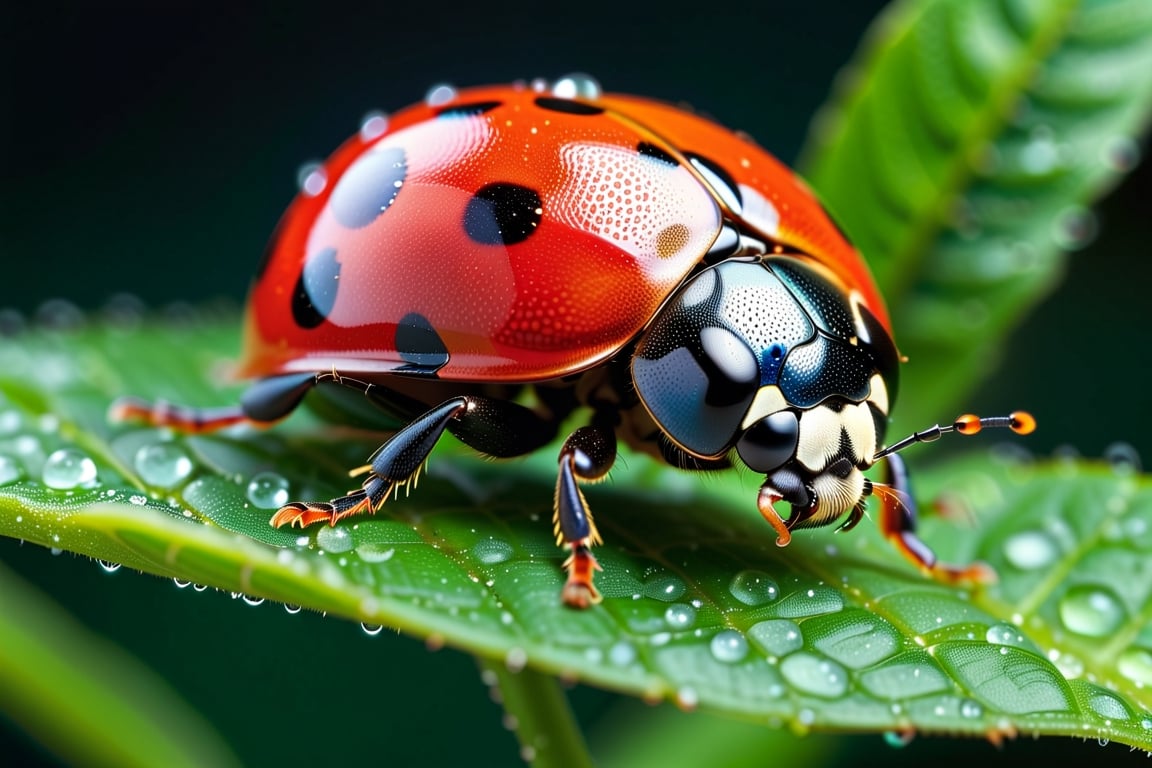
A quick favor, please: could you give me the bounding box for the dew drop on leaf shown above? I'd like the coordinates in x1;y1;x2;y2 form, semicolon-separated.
96;560;120;573
1059;585;1126;638
779;652;848;697
472;538;514;564
664;603;696;630
134;442;193;489
1002;530;1058;570
359;110;389;141
317;526;354;553
1118;648;1152;687
246;471;290;509
642;572;686;602
0;454;24;486
609;641;637;667
361;623;383;636
748;619;804;657
728;569;779;606
710;629;749;664
42;448;97;490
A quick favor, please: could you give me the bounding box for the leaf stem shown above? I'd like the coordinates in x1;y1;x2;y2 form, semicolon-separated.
478;656;593;768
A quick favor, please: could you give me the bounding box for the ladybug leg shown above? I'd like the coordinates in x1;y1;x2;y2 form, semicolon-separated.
110;373;317;432
878;454;995;583
554;424;617;609
271;396;470;528
273;394;563;528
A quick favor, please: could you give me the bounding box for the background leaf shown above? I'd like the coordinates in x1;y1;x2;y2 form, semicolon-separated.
3;320;1152;751
800;0;1152;433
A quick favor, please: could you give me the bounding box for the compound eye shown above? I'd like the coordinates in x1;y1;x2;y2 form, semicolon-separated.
737;410;799;474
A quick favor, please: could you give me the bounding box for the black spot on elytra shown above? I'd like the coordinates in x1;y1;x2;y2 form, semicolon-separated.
436;100;502;117
534;97;603;115
637;141;679;166
687;153;743;214
395;312;449;370
292;248;340;329
329;147;407;229
463;183;543;246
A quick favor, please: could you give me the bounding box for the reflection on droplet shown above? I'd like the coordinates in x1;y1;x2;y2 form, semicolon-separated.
642;572;686;602
551;73;602;100
296;161;327;196
359;111;389;141
1059;585;1126;637
748;619;804;657
710;630;749;664
728;569;779;606
246;471;290;509
42;448;98;490
1118;648;1152;686
609;641;637;667
316;526;354;553
284;604;302;615
134;442;193;489
1101;135;1140;172
664;603;696;630
472;538;514;564
361;623;384;637
883;730;915;748
356;543;395;563
97;560;120;573
1089;692;1131;721
959;699;983;719
0;454;24;486
1051;205;1097;250
779;652;848;697
425;83;458;106
1002;530;1058;570
1104;442;1142;475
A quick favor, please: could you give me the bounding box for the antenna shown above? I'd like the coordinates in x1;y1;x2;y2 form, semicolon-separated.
873;411;1036;461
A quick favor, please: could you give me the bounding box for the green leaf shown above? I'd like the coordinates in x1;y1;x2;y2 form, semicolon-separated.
799;0;1152;433
3;319;1152;751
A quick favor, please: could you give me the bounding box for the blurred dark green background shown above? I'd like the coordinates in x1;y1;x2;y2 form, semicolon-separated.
2;3;1151;766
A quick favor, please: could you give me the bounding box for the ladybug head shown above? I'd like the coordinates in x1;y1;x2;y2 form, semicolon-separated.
631;256;898;530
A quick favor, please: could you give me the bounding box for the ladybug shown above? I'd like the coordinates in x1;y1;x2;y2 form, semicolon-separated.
114;75;1034;608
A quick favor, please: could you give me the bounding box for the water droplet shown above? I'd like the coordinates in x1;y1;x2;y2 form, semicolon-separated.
316;525;354;553
356;543;395;563
97;560;120;573
1052;205;1097;250
780;652;848;698
883;730;914;748
642;572;686;602
0;410;22;435
424;83;458;107
284;604;302;615
36;298;84;331
1018;131;1061;175
0;454;24;486
1118;648;1152;686
666;686;698;715
173;578;191;588
609;640;637;667
551;73;602;100
246;471;289;509
134;442;193;489
1002;530;1058;570
959;699;983;719
359;110;389;141
472;538;514;564
361;623;383;636
192;583;208;592
1104;442;1142;474
748;619;804;657
1101;135;1140;172
505;647;528;673
984;622;1039;654
242;595;265;607
1089;692;1130;721
296;161;327;196
728;569;779;606
710;629;749;663
664;603;697;630
1059;585;1126;637
42;448;98;490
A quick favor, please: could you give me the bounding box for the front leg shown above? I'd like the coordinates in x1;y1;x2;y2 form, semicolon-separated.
554;424;617;608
